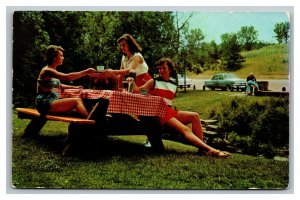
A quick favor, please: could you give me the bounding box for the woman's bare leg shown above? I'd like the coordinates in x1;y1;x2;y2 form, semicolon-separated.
176;111;203;140
48;98;89;117
164;117;213;151
164;118;230;157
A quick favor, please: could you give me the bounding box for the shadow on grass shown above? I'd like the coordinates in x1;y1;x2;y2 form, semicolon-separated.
18;134;184;161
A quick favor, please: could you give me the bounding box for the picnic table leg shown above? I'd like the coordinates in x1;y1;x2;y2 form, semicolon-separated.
147;133;165;152
139;116;165;152
63;123;85;155
63;123;98;155
21;117;47;138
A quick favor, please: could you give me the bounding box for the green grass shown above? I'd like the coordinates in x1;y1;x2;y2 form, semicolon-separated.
11;90;289;190
173;90;271;119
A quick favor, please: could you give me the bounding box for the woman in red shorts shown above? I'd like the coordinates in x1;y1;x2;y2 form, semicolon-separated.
129;58;230;158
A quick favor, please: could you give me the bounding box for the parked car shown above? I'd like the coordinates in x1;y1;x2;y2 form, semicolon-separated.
173;74;196;90
203;73;246;91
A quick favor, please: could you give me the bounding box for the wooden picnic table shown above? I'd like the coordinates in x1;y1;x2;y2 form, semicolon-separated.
17;88;169;155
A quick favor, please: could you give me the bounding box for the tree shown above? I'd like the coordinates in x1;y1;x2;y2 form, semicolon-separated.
13;11;50;107
237;26;258;51
12;11;178;107
220;33;245;71
172;12;194;92
184;28;205;71
198;41;221;71
274;22;290;44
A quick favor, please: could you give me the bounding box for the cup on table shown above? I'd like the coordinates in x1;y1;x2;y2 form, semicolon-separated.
96;65;105;71
128;82;134;93
122;81;128;90
140;88;148;95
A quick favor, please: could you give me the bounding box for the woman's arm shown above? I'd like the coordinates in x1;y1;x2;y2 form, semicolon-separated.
113;68;131;75
60;84;83;89
116;54;143;75
126;77;154;93
45;67;95;81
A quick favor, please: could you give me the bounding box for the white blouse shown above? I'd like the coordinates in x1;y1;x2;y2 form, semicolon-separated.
121;52;149;76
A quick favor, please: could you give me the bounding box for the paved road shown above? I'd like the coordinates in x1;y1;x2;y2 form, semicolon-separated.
191;79;290;92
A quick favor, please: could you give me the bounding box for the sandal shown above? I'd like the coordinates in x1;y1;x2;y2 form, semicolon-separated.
206;150;231;158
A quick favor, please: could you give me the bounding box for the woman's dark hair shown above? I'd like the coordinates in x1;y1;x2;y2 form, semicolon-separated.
156;58;177;79
117;34;142;54
45;45;64;65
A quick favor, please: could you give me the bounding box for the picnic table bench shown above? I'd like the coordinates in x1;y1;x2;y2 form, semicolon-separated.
16;104;165;155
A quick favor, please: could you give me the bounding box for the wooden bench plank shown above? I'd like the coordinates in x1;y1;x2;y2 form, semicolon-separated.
203;130;219;135
201;119;217;124
16;108;95;125
205;125;219;131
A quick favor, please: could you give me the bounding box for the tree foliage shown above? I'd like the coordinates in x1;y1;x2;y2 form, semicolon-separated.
12;11;177;107
273;21;290;44
13;12;50;106
237;26;258;51
219;33;245;70
210;97;289;157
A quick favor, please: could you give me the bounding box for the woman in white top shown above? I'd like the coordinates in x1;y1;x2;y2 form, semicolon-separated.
114;34;152;87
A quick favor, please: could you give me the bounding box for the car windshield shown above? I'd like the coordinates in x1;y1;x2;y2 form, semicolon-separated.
177;74;189;79
224;73;237;79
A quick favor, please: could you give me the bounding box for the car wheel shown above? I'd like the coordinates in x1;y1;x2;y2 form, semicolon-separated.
211;87;215;91
226;85;232;91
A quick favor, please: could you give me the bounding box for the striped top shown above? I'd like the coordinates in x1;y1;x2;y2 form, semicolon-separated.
149;77;177;105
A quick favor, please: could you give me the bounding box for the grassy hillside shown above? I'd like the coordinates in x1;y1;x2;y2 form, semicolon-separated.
238;44;289;79
190;44;290;79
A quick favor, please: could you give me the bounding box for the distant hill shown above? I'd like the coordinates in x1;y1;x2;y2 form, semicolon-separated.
191;44;289;79
238;44;289;79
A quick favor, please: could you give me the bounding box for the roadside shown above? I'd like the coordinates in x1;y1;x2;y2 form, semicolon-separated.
189;79;290;92
188;72;289;80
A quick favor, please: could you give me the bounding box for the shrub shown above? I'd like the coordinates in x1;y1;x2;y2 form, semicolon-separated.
209;97;289;157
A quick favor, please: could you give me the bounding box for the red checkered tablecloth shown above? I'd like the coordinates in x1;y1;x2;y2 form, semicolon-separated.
58;89;167;117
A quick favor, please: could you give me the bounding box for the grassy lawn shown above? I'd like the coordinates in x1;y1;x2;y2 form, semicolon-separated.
11;90;289;190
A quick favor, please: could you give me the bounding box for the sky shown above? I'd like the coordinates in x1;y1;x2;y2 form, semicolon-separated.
185;12;290;44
